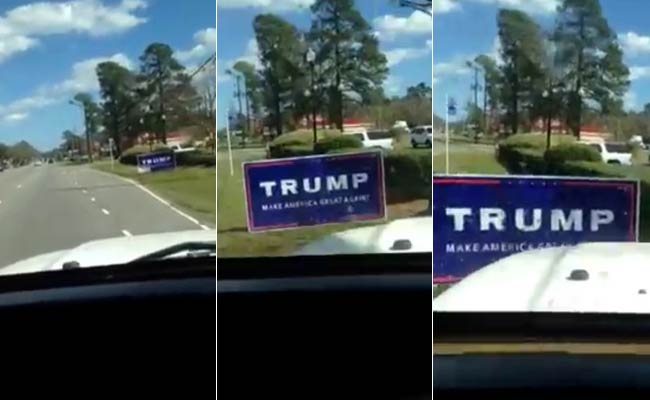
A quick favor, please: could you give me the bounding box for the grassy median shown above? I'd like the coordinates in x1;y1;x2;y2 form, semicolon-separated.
217;148;429;257
92;161;216;225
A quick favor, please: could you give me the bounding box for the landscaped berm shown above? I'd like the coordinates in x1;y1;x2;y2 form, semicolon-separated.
217;129;432;257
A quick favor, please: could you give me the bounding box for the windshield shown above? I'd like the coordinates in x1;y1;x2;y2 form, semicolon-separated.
0;1;216;275
605;143;629;153
216;0;433;258
433;0;650;314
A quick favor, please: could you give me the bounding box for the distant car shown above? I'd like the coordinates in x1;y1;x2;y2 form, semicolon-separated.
344;129;393;151
48;159;54;164
410;125;433;148
580;140;632;165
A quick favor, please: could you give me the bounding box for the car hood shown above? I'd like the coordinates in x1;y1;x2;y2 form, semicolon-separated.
432;242;650;313
0;229;215;276
294;216;432;255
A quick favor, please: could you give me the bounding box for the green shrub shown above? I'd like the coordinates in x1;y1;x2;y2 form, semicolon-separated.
314;135;362;154
267;144;314;158
544;143;602;164
176;151;215;167
501;133;575;150
384;150;432;203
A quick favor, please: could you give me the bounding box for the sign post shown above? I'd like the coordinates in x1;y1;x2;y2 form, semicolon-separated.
226;110;234;177
433;175;640;283
243;151;386;232
445;95;456;175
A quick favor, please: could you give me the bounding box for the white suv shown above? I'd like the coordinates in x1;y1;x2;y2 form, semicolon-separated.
410;125;432;148
581;141;632;165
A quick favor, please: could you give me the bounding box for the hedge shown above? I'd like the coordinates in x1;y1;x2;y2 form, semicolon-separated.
384;150;432;203
313;135;362;154
544;143;601;164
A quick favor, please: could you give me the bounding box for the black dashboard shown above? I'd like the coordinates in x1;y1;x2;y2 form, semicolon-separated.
218;253;432;399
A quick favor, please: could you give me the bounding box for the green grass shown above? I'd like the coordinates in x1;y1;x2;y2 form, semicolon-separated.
92;161;215;224
217;147;429;257
433;151;506;174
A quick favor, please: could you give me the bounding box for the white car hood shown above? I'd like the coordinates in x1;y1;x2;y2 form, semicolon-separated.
295;216;432;255
0;229;215;276
433;242;650;313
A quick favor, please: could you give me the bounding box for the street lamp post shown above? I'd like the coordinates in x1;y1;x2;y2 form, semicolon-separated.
306;48;317;147
542;89;552;151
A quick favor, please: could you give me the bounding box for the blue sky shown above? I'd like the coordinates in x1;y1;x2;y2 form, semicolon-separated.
0;0;215;151
217;0;433;128
434;0;650;119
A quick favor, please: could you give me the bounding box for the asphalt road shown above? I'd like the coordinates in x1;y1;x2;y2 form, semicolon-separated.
0;163;210;268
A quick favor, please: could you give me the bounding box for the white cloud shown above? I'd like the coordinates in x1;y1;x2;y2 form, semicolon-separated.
434;0;461;14
385;46;430;67
1;0;147;37
630;66;650;80
624;91;637;111
0;0;146;63
236;38;261;68
0;53;132;119
427;39;432;51
374;11;431;40
4;112;28;122
384;75;403;96
51;53;133;94
218;0;314;11
434;59;471;78
176;27;216;63
0;35;38;63
464;0;558;15
620;32;650;56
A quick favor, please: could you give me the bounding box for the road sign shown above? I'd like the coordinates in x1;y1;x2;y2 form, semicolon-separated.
433;175;640;284
243;151;386;232
136;152;176;173
447;97;457;116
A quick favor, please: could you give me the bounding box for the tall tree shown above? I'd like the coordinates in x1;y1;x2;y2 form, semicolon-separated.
96;61;136;156
233;60;264;135
139;43;193;144
497;8;546;135
474;54;501;134
72;92;101;161
405;82;432;100
554;0;629;138
254;14;304;136
309;0;388;130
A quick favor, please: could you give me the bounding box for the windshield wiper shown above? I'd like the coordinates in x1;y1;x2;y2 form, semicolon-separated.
130;242;216;263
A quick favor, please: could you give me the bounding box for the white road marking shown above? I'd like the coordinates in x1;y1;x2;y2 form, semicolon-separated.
91;169;207;228
121;230;132;237
200;224;210;231
101;208;110;215
82;189;87;194
16;184;21;189
0;200;3;205
90;197;96;202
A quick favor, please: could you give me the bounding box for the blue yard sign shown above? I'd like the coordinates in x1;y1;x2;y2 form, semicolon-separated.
136;152;176;173
243;151;386;232
433;175;639;284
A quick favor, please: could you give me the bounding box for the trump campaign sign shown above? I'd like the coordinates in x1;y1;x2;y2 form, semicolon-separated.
433;175;639;284
243;151;386;232
136;152;176;173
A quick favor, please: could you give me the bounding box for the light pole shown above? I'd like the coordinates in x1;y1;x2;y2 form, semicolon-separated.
542;89;552;151
305;47;317;147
